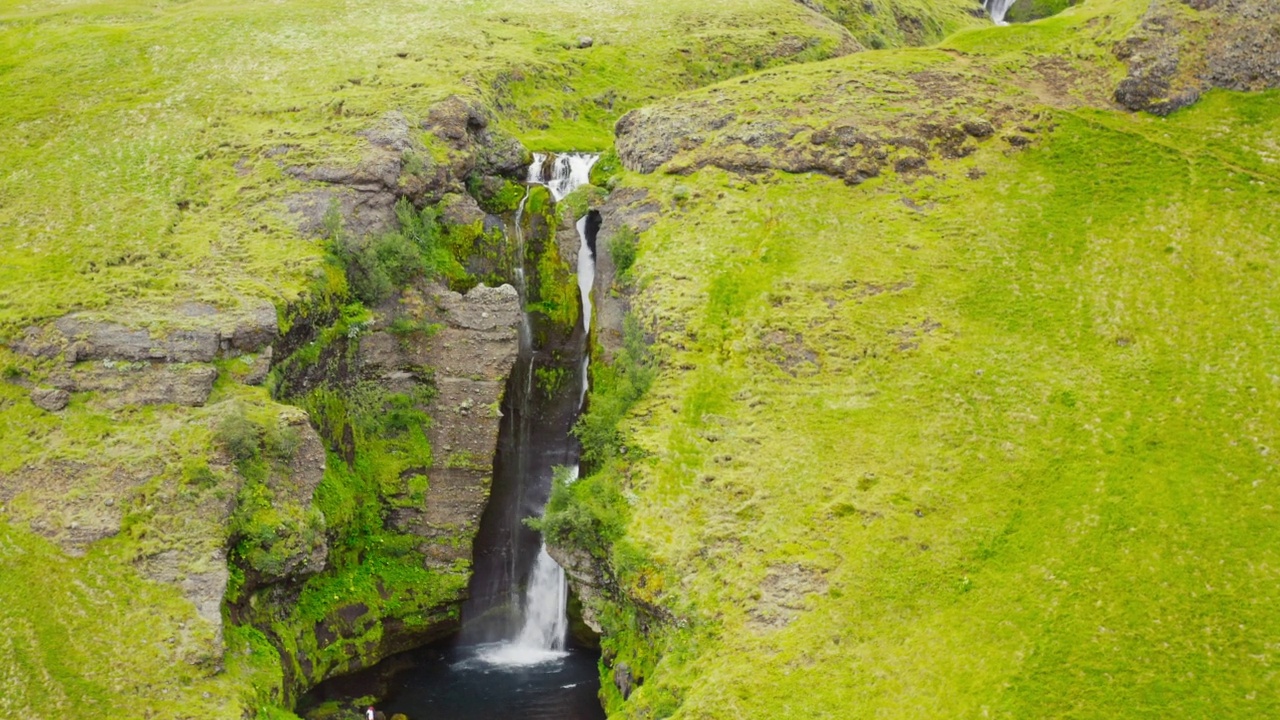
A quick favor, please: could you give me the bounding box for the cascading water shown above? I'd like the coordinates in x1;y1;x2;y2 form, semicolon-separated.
480;151;599;665
984;0;1017;24
298;152;604;720
534;152;597;202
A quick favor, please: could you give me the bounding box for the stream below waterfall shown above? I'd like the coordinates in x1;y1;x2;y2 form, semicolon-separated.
300;153;604;720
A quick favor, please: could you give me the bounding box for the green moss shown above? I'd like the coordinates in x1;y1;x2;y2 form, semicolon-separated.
560;88;1280;718
557;184;607;225
803;0;985;48
473;176;527;214
588;148;623;188
527;232;580;333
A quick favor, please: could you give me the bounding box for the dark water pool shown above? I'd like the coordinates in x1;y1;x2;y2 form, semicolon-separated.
301;638;605;720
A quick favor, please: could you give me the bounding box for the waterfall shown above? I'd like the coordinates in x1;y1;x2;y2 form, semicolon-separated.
512;188;535;352
530;152;597;202
478;152;598;667
984;0;1017;24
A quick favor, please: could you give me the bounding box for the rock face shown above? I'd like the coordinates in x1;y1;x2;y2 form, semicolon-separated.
366;283;522;567
590;187;660;362
10;302;277;413
612;58;1057;183
546;543;608;635
285;100;529;240
45;363;219;408
15;301;278;363
1114;0;1280;115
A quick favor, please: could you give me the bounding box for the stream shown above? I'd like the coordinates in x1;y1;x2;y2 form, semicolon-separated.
300;153;605;720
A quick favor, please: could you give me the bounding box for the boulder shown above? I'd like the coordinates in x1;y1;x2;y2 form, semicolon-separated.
30;387;69;412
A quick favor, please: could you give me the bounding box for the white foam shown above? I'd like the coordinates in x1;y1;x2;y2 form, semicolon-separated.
468;642;569;668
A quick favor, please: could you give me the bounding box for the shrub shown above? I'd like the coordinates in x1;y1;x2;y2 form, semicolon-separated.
609;224;639;281
327;198;469;305
216;406;262;468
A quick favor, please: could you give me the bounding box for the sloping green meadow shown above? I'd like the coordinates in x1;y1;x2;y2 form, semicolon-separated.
0;0;863;340
579;88;1280;716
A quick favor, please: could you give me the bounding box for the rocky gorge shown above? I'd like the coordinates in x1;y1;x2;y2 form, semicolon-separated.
2;0;1279;718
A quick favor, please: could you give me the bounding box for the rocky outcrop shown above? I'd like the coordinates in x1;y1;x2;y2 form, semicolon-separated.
9;301;277;414
366;283;522;566
43;363;218;408
1114;0;1280;115
591;188;660;362
546;544;608;634
285;99;529;240
14;301;277;364
613;59;1055;183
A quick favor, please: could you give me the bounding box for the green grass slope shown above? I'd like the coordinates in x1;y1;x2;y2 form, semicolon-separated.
553;5;1280;715
0;0;988;715
0;0;859;341
584;90;1280;720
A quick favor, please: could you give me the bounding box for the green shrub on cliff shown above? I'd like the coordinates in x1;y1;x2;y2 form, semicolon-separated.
575;316;655;465
327;200;469;305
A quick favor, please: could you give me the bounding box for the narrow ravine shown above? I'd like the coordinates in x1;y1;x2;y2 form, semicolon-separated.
299;153;604;720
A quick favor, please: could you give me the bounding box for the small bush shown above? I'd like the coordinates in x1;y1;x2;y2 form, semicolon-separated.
216;407;262;467
387;315;441;346
181;457;219;489
264;422;301;464
402;151;428;177
328;198;469;305
609;224;639;281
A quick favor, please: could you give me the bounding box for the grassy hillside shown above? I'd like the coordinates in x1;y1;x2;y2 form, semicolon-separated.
0;0;862;341
5;0;1278;716
551;3;1280;715
0;0;986;716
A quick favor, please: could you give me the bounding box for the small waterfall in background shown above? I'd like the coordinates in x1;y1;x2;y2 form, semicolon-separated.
984;0;1017;24
479;151;599;666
